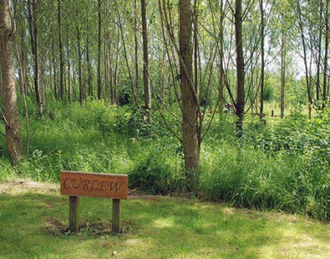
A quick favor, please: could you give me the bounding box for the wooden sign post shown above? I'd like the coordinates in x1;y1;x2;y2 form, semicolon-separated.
60;171;128;233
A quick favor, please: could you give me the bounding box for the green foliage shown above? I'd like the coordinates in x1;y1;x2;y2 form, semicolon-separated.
3;100;330;221
263;82;274;102
113;107;151;137
0;159;17;182
200;141;330;221
112;106;172;138
128;153;184;195
254;110;330;161
199;110;330;221
128;135;185;195
16;95;38;119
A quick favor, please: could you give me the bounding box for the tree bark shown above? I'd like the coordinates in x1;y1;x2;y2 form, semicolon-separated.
51;41;58;100
58;0;64;100
259;0;265;119
280;30;285;119
179;0;200;171
141;0;152;123
27;0;43;117
97;0;102;100
315;1;323;104
296;0;312;118
0;0;23;164
76;21;83;105
113;35;120;105
16;19;27;95
218;0;225;116
104;39;110;102
86;32;93;97
235;0;245;137
66;23;71;103
117;7;138;106
134;0;139;104
323;0;329;106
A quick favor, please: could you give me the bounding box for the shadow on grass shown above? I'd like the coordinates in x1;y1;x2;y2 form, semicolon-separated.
1;192;330;258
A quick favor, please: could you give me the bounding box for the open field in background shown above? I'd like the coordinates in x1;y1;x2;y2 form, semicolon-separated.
1;181;330;259
248;102;313;118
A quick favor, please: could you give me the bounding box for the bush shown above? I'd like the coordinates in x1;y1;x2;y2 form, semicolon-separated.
3;98;330;222
128;141;185;195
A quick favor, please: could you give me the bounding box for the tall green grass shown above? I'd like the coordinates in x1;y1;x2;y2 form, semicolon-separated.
2;99;330;221
201;110;330;221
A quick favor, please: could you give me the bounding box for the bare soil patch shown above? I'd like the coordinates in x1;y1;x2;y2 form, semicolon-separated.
0;180;58;195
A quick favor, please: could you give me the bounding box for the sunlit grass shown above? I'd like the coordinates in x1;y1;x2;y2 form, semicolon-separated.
1;182;330;258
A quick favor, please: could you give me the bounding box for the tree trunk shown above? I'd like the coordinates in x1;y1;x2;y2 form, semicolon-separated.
86;29;93;98
52;41;58;100
235;0;245;137
58;0;64;100
315;1;323;105
296;0;312;118
113;37;120;105
179;0;200;171
134;0;139;104
76;22;83;105
84;7;92;98
113;57;118;105
218;0;225;116
141;0;152;123
16;20;28;95
66;23;71;103
97;0;102;100
117;8;138;106
104;40;110;102
259;0;265;119
280;31;286;119
27;0;43;117
0;0;23;164
323;0;329;105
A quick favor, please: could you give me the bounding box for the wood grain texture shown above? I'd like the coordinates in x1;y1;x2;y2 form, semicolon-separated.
69;196;79;232
60;171;128;199
112;199;121;233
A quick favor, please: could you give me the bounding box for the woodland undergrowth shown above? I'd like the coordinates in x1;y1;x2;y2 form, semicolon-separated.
1;99;330;221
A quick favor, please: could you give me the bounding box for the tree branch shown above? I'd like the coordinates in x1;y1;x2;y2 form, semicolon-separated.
158;108;183;143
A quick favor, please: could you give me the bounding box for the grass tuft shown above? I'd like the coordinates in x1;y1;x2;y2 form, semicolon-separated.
2;100;330;221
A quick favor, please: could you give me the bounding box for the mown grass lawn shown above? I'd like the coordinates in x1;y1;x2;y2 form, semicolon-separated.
0;181;330;259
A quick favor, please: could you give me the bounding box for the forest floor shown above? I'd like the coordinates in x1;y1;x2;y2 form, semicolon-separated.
1;180;330;259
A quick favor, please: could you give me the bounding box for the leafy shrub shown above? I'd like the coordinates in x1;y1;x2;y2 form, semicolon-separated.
129;155;173;194
128;141;185;195
251;112;330;162
4;98;330;222
112;106;173;140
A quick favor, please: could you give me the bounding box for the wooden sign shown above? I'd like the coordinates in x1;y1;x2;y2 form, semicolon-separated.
60;171;128;199
60;171;128;233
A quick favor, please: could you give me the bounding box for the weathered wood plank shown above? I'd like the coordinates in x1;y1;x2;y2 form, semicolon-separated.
60;171;128;199
112;199;121;233
69;196;79;232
